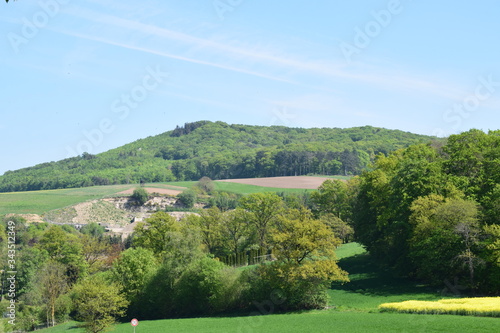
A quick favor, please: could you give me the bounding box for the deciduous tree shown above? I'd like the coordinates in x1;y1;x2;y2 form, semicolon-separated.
72;275;129;333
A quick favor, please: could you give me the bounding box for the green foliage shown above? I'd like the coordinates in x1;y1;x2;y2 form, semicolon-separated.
174;257;230;316
311;179;350;220
72;275;129;333
133;230;206;319
80;234;111;274
352;129;500;293
80;222;105;238
0;121;437;192
15;247;49;296
37;261;69;327
37;225;87;284
239;192;284;249
196;176;215;194
320;213;354;243
177;190;196;208
189;207;224;255
133;211;181;256
111;247;157;302
208;190;241;211
243;209;349;311
131;187;148;206
28;242;500;333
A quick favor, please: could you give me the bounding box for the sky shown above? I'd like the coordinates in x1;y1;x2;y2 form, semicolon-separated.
1;0;499;175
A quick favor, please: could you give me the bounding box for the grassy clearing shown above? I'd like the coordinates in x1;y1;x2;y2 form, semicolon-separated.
330;244;446;312
379;297;500;317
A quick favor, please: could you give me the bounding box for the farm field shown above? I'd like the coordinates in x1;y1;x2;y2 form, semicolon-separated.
217;175;341;189
0;176;331;216
39;243;500;333
0;183;188;216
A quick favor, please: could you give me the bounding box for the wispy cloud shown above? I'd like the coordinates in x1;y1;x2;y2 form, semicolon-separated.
54;5;468;102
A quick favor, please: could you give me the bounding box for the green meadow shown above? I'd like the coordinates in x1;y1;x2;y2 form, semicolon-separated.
37;243;500;333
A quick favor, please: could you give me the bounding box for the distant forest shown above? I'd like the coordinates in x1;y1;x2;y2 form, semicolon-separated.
0;121;438;192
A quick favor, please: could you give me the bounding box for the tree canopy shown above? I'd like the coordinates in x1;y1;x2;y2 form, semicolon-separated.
351;129;500;293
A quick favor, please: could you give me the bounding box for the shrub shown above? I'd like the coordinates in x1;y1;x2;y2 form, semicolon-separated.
196;176;215;194
174;257;230;316
131;188;149;206
243;262;329;311
177;190;196;208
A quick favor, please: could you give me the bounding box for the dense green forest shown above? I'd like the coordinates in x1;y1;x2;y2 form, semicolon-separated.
0;121;437;192
351;129;500;294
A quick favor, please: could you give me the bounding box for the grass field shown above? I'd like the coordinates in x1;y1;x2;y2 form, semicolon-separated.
37;243;500;333
0;180;316;216
0;185;134;215
35;312;500;333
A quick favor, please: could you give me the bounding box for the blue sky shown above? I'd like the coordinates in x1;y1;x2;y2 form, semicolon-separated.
1;0;499;175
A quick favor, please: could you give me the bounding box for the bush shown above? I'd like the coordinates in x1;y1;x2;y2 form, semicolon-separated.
80;222;106;238
177;190;196;208
242;262;329;311
208;191;241;211
175;257;226;316
197;176;215;194
131;188;149;206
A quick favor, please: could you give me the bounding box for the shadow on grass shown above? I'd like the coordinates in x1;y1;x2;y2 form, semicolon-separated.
332;253;438;299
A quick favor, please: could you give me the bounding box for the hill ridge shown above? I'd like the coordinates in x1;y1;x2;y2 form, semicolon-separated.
0;121;439;192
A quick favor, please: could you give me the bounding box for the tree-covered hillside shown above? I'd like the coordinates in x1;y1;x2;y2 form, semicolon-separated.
0;121;438;192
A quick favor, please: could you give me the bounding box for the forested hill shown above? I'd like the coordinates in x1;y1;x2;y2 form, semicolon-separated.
0;121;438;192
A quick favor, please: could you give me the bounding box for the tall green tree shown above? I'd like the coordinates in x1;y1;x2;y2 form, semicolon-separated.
311;179;350;220
38;261;68;327
111;247;158;302
239;193;283;249
221;208;249;254
133;212;181;257
72;275;129;333
193;207;224;255
37;225;87;284
250;208;348;310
